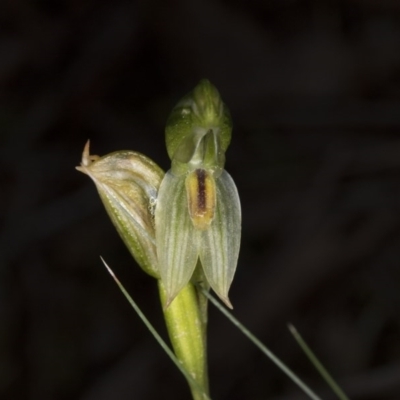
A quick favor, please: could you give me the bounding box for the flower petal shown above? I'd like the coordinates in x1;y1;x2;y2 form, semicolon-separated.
198;171;241;308
155;171;200;306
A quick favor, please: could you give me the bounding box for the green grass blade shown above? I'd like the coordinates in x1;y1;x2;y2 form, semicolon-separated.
201;288;322;400
288;324;350;400
100;257;211;400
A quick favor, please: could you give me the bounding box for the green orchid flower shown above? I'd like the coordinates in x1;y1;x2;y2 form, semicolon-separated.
155;80;241;308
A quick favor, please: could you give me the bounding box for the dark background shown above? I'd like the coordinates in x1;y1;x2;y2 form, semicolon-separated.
2;0;400;399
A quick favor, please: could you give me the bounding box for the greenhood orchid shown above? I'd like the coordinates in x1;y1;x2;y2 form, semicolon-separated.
77;80;241;309
156;80;241;308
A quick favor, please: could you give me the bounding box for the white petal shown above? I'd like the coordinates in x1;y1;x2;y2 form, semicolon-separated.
155;171;199;306
199;171;241;308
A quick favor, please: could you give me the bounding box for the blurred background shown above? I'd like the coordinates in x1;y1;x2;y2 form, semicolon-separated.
2;0;400;399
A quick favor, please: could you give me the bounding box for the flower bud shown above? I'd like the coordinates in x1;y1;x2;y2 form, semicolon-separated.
76;141;164;278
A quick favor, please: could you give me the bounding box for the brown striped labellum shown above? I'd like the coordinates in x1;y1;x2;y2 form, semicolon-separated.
185;169;216;230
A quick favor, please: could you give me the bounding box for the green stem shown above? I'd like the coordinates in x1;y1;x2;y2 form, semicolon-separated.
288;324;350;400
159;280;209;400
100;258;209;399
202;288;323;400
